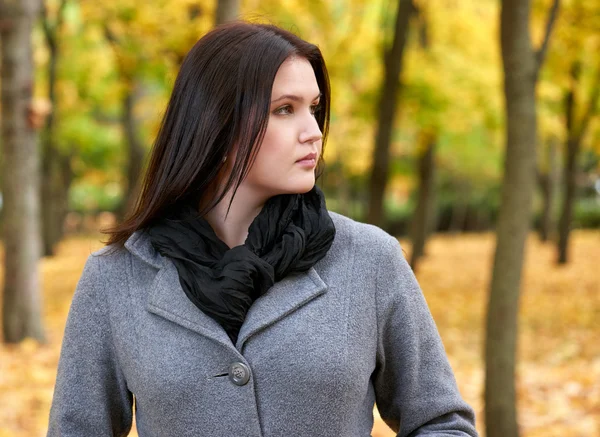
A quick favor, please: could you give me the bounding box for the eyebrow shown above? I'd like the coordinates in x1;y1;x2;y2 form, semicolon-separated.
271;93;322;104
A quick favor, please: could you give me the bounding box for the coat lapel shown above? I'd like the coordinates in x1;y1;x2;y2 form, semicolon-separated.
125;230;234;350
145;259;234;350
125;231;328;353
235;267;327;350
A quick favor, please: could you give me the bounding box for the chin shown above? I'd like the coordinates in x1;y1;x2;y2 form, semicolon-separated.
298;184;316;194
275;181;315;196
259;173;316;197
291;178;316;194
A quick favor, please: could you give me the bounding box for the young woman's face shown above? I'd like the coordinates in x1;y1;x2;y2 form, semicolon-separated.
242;56;323;199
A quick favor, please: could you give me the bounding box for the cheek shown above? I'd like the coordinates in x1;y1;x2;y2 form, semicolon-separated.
246;144;280;184
256;129;290;167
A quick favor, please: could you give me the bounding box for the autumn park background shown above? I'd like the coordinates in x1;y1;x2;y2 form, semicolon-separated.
0;0;599;436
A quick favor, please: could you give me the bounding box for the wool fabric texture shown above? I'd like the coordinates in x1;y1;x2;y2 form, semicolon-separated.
146;185;335;343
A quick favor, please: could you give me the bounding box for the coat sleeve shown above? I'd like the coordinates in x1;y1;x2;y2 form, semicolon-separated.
47;254;133;436
372;234;478;437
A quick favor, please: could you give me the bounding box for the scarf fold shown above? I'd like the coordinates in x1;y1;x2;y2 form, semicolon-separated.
146;185;335;343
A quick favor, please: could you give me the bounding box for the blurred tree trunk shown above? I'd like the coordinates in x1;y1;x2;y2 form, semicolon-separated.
119;84;145;220
367;0;414;226
41;0;72;257
449;199;467;233
410;132;436;271
0;0;45;343
41;154;72;255
485;1;559;436
557;61;600;264
215;0;240;25
538;137;559;242
103;26;146;221
409;4;435;272
338;181;351;217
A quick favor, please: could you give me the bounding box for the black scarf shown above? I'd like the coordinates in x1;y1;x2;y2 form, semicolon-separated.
146;185;335;344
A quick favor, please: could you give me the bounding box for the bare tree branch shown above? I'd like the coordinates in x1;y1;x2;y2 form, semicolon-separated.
40;1;53;47
103;24;119;46
576;63;600;139
565;60;580;137
535;0;560;75
40;0;67;50
412;1;429;49
56;0;68;32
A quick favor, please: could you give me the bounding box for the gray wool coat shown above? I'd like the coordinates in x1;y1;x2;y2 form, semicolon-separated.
47;211;478;437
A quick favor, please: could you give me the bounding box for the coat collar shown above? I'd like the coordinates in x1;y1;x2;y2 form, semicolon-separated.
124;230;164;269
124;230;328;352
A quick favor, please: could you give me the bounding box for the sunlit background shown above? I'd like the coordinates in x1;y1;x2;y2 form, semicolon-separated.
0;0;598;436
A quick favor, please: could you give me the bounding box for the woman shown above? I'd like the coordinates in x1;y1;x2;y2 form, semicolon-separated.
48;21;478;437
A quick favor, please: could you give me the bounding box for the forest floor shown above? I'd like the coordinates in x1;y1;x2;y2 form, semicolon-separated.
0;230;598;437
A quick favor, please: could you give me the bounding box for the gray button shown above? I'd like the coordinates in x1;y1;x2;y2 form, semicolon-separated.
229;362;250;386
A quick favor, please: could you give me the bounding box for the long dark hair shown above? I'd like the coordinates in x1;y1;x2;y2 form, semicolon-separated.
104;21;331;247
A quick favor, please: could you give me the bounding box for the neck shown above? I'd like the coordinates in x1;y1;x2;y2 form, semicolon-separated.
202;185;268;249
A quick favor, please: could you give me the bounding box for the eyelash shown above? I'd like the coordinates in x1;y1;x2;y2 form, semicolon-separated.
274;103;322;116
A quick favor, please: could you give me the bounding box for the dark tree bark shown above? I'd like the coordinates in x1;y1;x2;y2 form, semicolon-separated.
103;26;146;221
338;179;351;217
538;137;559;242
410;133;436;271
557;62;600;263
41;153;72;255
0;0;45;343
119;85;146;220
485;1;559;436
449;197;468;233
215;0;240;25
367;0;414;226
409;5;435;272
41;0;72;257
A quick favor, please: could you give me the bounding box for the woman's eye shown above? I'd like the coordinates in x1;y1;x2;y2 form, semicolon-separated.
274;105;292;115
273;103;321;116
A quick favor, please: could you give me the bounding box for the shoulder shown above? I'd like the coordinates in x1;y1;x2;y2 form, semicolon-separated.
71;238;160;311
79;237;158;290
325;211;405;273
86;230;164;274
87;244;132;272
328;211;403;256
68;245;132;295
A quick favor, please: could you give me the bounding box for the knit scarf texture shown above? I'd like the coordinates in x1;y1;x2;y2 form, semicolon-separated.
146;185;336;344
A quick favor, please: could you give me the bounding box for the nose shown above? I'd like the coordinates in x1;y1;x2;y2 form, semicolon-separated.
298;112;323;145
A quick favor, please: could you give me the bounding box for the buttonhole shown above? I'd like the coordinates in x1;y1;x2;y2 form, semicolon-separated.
212;372;229;378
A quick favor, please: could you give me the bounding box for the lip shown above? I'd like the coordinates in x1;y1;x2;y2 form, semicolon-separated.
296;152;317;163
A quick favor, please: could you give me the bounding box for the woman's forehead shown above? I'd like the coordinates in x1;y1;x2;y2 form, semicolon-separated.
271;57;320;98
